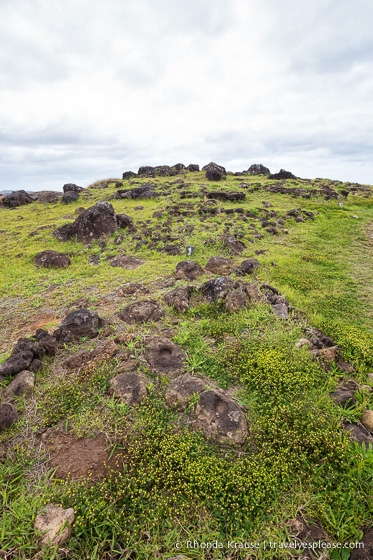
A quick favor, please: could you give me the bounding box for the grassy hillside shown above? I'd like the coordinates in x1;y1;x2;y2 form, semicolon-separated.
1;169;373;559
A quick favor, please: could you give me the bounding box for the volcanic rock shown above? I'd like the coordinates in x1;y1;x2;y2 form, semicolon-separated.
203;162;226;181
201;276;237;302
164;287;191;312
118;300;163;324
269;169;296;180
145;337;186;375
2;190;33;208
224;235;246;255
236;258;260;275
58;309;104;342
116;213;134;228
175;260;204;280
195;390;248;444
61;191;79;204
224;289;247;313
54;201;118;242
110;256;144;269
33;250;71;269
63;183;84;193
34;504;75;546
205;256;234;274
109;372;147;405
165;374;206;409
247;164;270;175
2;370;35;401
0;403;18;431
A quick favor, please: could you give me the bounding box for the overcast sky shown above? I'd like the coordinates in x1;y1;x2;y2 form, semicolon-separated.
1;0;372;191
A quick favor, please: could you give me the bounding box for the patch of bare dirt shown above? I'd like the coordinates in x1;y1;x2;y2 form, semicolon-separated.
41;432;124;480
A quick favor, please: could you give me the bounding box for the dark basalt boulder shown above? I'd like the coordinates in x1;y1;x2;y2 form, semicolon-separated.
61;191;79;204
116;184;158;199
54;201;118;242
2;370;35;401
0;338;45;380
110;256;144;269
207;191;245;202
154;165;171;176
145;337;186;375
201;276;238;302
0;403;18;432
63;183;84;193
196;390;249;444
202;162;227;181
38;191;59;203
57;309;104;342
33;250;71;269
187;164;200;172
236;258;260;275
109;373;147;405
205;256;234;274
172;163;186;172
138;166;155;177
224;235;246;255
2;190;33;208
224;289;247;313
35;329;58;356
118;300;164;324
269;169;296;180
175;260;204;280
116;214;134;228
165;374;206;409
122;171;137;180
164;287;191;312
247;164;270;175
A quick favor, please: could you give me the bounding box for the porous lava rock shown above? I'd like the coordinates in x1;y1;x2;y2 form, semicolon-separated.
109;372;147;405
54;201;118;242
145;337;186;375
110;256;144;269
57;309;104;342
116;213;134;228
224;289;247;313
269;169;296;180
201;276;237;302
272;303;289;319
195;390;248;444
247;164;270;175
2;370;35;401
330;381;358;408
116;184;158;199
63;183;84;193
33;250;71;269
175;260;204;280
224;235;246;255
203;162;227;181
122;171;137;179
207;191;245;202
0;403;18;431
205;256;234;274
34;504;75;546
2;190;33;208
138;166;156;177
164;287;191;312
61;191;79;204
187;164;200;172
38;191;59;203
0;338;45;380
236;258;260;275
344;422;373;446
165;374;206;409
35;329;58;356
118;300;163;324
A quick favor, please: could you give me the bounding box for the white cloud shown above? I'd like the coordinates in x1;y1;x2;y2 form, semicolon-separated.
0;0;372;190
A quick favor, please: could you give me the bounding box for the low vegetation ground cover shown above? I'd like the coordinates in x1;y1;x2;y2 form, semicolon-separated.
0;170;372;559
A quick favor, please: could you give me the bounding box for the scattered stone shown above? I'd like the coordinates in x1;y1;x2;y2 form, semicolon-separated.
272;303;289;319
361;410;373;432
0;403;18;431
116;184;158;199
110;256;145;269
205;256;233;274
145;337;186;375
224;289;247;313
29;359;42;372
54;201;118;242
295;338;312;349
0;338;45;380
247;163;270;175
195;390;248;444
122;171;137;180
61;191;79;204
88;254;100;266
109;372;147;405
330;381;358;408
345;422;373;445
116;214;134;228
207;191;245;202
119;300;164;324
162;244;181;255
2;190;33;208
224;235;246;255
33;250;71;269
164;287;191;312
35;329;58;356
236;258;260;275
38;191;59;203
187;164;200;172
312;346;339;362
58;309;104;342
64;341;118;375
165;374;206;409
201;276;237;302
175;260;204;280
338;361;355;373
63;183;84;193
269;169;296;180
203;162;227;181
34;504;75;546
2;370;35;401
118;282;148;296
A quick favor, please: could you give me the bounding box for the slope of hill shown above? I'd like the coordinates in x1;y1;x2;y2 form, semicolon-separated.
1;165;373;559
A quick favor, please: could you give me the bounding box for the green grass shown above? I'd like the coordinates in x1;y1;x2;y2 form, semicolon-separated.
1;172;373;558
